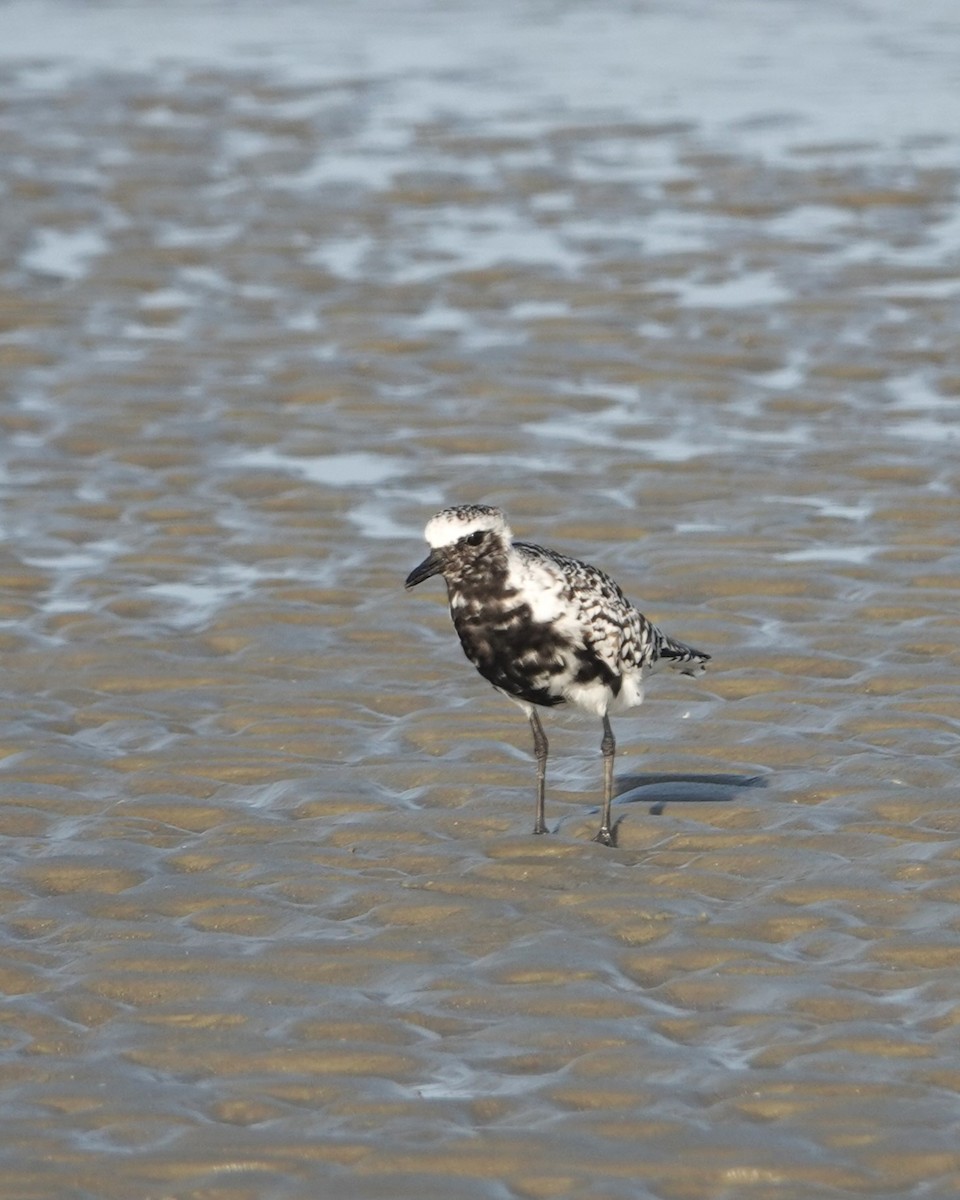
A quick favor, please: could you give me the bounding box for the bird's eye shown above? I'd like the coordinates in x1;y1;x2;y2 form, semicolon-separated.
466;530;485;546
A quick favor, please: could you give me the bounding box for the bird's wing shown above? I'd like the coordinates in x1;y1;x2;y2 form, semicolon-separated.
513;542;659;674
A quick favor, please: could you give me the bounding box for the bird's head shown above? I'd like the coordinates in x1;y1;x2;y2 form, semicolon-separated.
405;504;512;589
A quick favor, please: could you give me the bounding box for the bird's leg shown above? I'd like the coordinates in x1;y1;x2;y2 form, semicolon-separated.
593;714;617;846
529;709;549;835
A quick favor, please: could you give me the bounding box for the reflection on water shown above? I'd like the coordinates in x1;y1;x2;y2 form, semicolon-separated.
234;448;412;486
2;1;960;1197
22;226;110;280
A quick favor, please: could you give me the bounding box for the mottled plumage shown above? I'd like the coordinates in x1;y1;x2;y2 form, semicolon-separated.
405;504;710;845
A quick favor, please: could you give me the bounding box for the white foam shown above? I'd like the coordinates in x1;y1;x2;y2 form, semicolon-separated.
22;227;108;281
779;545;878;564
670;269;792;310
233;448;408;486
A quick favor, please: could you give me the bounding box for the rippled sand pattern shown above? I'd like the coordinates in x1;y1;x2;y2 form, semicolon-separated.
2;3;960;1197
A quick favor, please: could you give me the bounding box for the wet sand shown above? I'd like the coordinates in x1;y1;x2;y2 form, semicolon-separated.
1;2;960;1197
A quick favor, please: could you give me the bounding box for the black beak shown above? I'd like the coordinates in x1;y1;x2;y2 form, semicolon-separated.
405;551;442;589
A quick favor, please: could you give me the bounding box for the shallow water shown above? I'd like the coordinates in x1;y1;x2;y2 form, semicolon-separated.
2;1;960;1197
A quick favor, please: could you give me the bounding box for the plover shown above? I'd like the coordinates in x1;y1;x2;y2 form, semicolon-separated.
405;504;710;846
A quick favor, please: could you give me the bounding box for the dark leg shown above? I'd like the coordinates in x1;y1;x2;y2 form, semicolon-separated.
529;709;548;835
593;714;616;846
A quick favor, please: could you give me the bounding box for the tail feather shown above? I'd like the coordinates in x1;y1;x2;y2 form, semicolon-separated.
658;633;710;677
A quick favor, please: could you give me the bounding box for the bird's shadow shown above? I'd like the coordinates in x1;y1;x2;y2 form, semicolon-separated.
612;772;767;816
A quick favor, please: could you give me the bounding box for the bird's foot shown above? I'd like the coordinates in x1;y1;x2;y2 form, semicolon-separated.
532;824;549;836
592;826;617;848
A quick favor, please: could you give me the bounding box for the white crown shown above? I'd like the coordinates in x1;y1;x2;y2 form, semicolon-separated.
424;505;511;550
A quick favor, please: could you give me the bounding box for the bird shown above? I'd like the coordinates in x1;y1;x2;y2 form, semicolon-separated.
404;504;710;846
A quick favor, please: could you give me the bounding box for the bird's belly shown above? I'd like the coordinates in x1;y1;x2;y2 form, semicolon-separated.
451;601;640;717
603;670;645;714
453;610;571;708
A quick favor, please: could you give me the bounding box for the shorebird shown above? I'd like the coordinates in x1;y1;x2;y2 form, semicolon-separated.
405;504;710;845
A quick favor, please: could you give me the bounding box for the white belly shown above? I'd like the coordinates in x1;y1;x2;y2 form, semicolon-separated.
564;670;645;718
